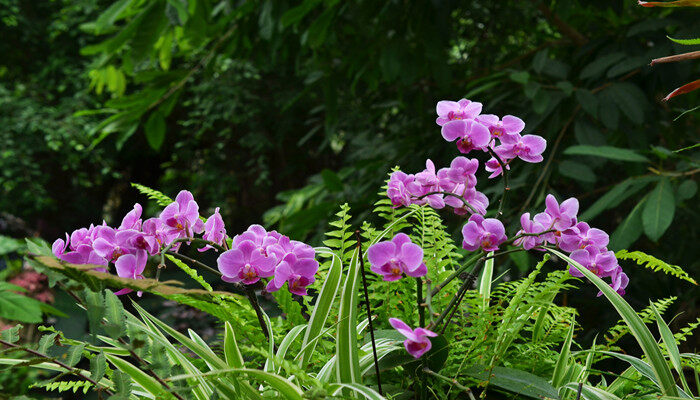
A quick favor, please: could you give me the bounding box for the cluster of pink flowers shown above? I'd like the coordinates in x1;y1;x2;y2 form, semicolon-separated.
51;191;223;295
436;99;546;177
217;225;319;296
52;190;317;297
514;194;628;295
387;158;489;215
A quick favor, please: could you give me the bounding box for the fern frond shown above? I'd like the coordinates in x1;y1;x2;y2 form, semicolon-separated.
130;183;174;207
166;254;212;291
322;203;353;260
31;379;93;394
616;250;697;285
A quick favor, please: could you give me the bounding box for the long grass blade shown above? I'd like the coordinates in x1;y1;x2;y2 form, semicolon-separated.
548;249;678;396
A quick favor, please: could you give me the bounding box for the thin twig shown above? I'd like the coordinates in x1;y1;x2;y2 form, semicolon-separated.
165;251;222;276
423;368;477;400
0;339;114;396
355;230;383;395
428;253;482;298
429;259;484;331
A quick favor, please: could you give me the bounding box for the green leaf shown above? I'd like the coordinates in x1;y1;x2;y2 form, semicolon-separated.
559;160;596;183
575;89;598;118
90;351;107;384
532;49;549;74
650;302;692;394
579;53;625;80
580;178;651;221
479;253;494;311
464;364;560;399
300;248;342;366
598;96;620;130
510;71;530;84
1;324;22;343
169;368;304;399
281;0;322;27
321;169;343;192
607;83;646;124
107;354;176;399
63;343;85;367
667;36;700;45
38;332;58;354
609;197;646;250
677;180;697;201
336;248;361;384
166;0;188;25
642;178;675;241
0;289;43;323
563;145;649;162
145;111;166;151
307;7;336;48
548;249;678;397
130;1;168;63
104;290;126;338
112;370;133;399
552;318;575;387
564;383;622;400
328;383;385;399
223;321;244;369
556;81;574;96
94;0;135;34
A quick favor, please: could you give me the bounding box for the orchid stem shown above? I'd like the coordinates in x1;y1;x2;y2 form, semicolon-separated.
355;230;383;395
428;253;482;298
244;286;270;341
430;258;484;332
486;147;509;218
416;191;480;215
165;251;222;276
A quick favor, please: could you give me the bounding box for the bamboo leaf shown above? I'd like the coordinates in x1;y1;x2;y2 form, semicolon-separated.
479;252;494;311
336;248;361;384
224;321;244;369
552;317;575;387
650;302;692;394
563;145;649;162
106;354;176;399
300;248;343;367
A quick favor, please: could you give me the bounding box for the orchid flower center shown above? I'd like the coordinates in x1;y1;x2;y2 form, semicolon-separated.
388;258;403;276
241;264;257;281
